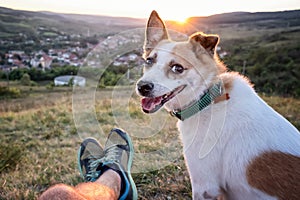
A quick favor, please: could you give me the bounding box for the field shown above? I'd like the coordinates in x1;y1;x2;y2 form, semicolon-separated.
0;83;299;200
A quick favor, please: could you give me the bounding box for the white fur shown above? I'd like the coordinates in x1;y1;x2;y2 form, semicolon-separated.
177;73;300;199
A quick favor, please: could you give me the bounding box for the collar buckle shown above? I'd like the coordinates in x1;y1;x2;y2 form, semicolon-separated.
170;110;182;120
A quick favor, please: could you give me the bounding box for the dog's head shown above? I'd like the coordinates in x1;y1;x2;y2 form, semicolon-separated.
136;11;225;114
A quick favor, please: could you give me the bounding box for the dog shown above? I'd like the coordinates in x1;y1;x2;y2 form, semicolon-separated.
136;11;300;200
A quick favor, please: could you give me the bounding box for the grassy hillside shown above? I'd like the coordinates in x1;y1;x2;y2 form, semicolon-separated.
0;83;299;199
1;7;299;39
188;10;300;27
0;6;145;39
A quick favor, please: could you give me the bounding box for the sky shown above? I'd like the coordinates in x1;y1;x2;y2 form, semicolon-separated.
1;0;299;22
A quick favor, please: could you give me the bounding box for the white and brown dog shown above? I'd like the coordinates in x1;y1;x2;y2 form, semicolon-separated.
136;11;300;200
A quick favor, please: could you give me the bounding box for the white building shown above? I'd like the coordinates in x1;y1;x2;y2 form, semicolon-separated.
54;75;86;87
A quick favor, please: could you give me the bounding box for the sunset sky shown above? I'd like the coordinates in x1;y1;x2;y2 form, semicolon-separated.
1;0;299;22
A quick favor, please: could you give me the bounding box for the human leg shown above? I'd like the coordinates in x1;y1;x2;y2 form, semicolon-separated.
39;137;120;200
38;169;120;200
39;128;137;200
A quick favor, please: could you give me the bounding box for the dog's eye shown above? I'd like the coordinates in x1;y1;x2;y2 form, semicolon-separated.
171;64;185;74
145;57;154;66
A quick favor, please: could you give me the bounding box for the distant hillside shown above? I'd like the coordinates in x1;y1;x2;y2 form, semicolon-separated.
1;6;300;40
0;6;145;39
188;10;300;26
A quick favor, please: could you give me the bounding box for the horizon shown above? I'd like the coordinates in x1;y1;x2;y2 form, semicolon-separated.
1;0;300;22
1;5;300;19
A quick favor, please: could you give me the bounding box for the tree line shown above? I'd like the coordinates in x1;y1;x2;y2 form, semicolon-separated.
222;39;300;97
1;43;299;97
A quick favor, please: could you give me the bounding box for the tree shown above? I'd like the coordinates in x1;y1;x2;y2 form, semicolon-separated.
20;73;31;86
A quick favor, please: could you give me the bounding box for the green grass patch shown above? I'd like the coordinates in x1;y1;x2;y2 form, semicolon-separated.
0;86;22;99
0;142;24;173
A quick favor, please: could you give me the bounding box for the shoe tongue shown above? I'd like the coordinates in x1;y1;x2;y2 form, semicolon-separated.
141;96;163;111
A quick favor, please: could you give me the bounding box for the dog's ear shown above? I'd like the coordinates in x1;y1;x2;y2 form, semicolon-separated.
144;10;169;56
189;32;219;55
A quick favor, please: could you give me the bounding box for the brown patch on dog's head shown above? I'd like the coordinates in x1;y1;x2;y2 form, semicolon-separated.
246;151;300;200
144;10;169;58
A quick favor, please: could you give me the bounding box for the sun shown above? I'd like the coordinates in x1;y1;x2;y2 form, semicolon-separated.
172;16;189;24
162;13;189;24
174;17;188;24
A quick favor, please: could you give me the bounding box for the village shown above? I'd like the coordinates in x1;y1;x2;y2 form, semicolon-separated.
0;29;145;75
0;25;227;85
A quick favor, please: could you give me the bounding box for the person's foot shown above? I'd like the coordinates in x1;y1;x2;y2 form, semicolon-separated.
78;137;104;182
78;128;138;200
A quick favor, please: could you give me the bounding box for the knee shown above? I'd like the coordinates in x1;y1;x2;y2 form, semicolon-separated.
39;184;82;200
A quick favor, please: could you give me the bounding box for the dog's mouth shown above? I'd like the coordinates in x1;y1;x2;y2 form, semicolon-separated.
141;85;186;113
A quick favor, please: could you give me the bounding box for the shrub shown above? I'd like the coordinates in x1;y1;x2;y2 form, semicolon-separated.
0;86;21;99
20;73;31;86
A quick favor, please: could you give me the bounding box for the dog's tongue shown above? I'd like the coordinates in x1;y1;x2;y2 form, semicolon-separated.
141;96;163;111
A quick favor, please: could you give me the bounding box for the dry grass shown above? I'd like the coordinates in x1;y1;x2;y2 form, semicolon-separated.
0;84;299;200
0;85;192;200
261;95;300;129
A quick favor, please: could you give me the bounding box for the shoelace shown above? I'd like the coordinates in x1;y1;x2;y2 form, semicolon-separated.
85;145;121;181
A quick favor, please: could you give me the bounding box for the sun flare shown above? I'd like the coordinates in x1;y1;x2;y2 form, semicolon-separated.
175;17;188;24
161;13;189;24
171;15;188;24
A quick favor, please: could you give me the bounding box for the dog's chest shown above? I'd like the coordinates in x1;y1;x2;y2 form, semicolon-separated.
177;110;224;165
178;117;209;149
178;103;228;151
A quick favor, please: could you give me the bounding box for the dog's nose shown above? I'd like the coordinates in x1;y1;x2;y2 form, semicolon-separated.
137;81;154;96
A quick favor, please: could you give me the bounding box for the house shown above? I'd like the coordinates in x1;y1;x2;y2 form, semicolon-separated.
40;55;53;69
30;57;40;68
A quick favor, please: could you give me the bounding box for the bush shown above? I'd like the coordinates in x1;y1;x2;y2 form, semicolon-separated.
224;44;300;97
0;86;21;99
8;66;79;82
20;73;31;86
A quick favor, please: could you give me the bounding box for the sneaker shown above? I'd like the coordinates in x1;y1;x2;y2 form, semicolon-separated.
78;129;138;200
78;137;104;182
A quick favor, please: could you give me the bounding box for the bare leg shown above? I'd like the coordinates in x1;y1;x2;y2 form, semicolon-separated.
39;169;121;200
94;169;121;197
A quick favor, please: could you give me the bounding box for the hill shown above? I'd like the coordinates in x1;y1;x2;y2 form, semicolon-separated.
0;6;145;39
0;7;299;96
1;6;300;39
188;10;300;26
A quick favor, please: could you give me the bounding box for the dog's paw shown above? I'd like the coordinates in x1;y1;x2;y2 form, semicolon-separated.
192;183;226;200
203;191;217;199
202;191;226;200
